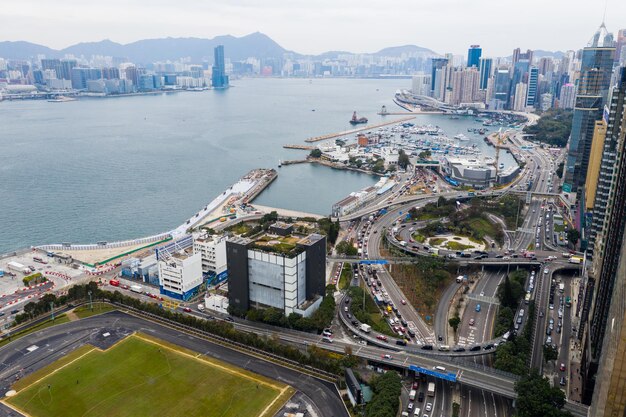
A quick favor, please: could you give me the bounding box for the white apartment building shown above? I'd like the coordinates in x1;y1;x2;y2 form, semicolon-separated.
158;249;203;300
193;233;227;281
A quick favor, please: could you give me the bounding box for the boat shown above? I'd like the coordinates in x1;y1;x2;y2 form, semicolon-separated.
499;163;505;170
350;111;368;125
278;159;282;168
454;134;470;141
47;96;76;103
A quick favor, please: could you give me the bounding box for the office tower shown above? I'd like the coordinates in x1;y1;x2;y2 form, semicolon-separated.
617;29;626;64
559;83;576;108
211;45;229;89
467;45;482;68
124;66;139;85
492;68;511;109
586;68;626;415
479;58;492;90
71;67;101;90
563;23;615;196
226;228;326;316
430;58;448;98
538;57;555;75
525;66;539;107
101;67;120;80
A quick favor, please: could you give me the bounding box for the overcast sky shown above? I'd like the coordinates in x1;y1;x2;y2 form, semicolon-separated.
2;0;625;56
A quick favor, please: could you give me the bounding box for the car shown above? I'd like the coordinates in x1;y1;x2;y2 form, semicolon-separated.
412;381;419;389
421;345;433;350
381;354;393;360
546;336;552;344
418;392;425;402
549;304;554;310
347;313;352;319
544;268;549;274
352;319;359;326
480;291;485;296
469;318;475;326
560;363;566;372
225;316;234;322
453;346;466;352
377;335;388;341
483;343;495;350
425;402;432;412
401;299;407;305
183;307;192;312
470;345;481;351
560;376;566;386
475;304;481;312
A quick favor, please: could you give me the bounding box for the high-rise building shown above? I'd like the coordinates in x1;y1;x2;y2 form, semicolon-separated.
478;57;492;90
411;73;431;96
512;48;533;65
467;45;482;68
492;68;511;109
430;58;448;98
585;68;626;415
211;45;229;89
563;23;615;195
513;82;528;111
59;59;77;80
588;69;626;256
525;66;539;107
226;229;326;317
40;58;61;79
617;29;626;64
559;83;576;109
70;67;102;90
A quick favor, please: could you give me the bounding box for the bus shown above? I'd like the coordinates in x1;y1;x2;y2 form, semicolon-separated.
33;256;47;264
565;296;572;308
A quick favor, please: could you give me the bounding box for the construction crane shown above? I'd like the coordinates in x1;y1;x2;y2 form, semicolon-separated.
494;127;505;181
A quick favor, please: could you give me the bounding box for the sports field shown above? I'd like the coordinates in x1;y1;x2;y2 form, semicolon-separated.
5;334;292;417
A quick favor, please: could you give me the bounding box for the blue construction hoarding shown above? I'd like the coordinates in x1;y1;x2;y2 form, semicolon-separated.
409;365;457;382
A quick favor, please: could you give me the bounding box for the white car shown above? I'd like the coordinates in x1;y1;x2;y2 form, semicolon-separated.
425;402;433;412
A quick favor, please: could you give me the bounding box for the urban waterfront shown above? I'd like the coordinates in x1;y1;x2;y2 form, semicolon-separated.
0;77;513;252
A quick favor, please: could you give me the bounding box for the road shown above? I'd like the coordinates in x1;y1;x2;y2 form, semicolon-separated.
0;311;348;417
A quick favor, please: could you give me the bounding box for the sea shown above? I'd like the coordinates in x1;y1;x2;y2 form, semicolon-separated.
0;78;515;252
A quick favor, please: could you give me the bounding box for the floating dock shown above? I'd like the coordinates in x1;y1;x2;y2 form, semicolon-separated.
304;116;416;143
283;144;315;150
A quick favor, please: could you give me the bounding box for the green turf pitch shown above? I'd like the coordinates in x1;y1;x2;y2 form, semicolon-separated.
6;335;285;417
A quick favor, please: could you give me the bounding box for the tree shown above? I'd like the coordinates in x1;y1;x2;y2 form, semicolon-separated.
543;344;559;363
567;229;580;246
309;148;322;158
398;149;410;169
336;241;357;256
418;150;431;160
515;369;571;417
448;316;461;333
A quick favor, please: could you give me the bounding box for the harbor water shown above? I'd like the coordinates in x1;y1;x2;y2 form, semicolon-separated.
0;78;514;252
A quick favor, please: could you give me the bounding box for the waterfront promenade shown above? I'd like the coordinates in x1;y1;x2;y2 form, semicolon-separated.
304;116;415;142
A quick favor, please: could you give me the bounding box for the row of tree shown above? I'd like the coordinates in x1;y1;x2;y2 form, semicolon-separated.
522;109;573;148
15;283;355;375
233;285;336;333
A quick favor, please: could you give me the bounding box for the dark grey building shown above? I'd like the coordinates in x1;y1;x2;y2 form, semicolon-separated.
226;232;326;317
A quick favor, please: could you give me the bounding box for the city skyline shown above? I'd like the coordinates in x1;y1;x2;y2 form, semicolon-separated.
2;0;626;57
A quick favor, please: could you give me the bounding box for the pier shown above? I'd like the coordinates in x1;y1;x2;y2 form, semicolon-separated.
304;116;416;143
281;159;309;166
283;144;315;150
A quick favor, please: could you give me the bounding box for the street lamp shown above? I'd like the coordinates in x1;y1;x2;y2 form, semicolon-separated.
50;301;55;322
88;290;93;311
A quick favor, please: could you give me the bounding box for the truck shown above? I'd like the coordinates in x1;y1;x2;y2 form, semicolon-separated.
409;389;417;401
400;241;407;247
427;382;436;397
558;283;565;293
7;261;30;275
197;304;205;311
360;323;372;333
429;247;439;256
130;284;143;293
569;256;583;264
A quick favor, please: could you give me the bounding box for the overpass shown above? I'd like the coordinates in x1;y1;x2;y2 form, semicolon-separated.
328;255;543;267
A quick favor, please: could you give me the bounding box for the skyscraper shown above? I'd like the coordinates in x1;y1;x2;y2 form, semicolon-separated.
617;29;626;63
211;45;229;89
430;58;448;98
563;23;615;195
467;45;482;68
525;66;539;107
478;57;492;90
493;68;511;109
585;68;626;415
559;83;576;109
